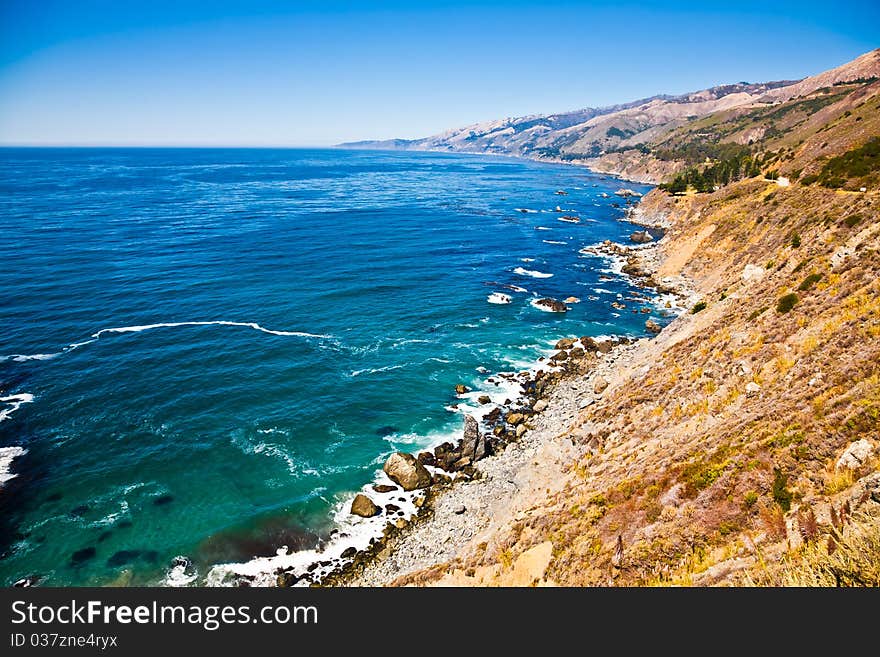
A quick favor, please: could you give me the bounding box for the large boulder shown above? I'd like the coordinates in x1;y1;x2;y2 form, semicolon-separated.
460;415;487;462
645;319;662;334
555;337;576;350
350;494;380;517
593;376;609;394
836;439;874;471
630;230;653;244
383;452;432;491
533;399;548;413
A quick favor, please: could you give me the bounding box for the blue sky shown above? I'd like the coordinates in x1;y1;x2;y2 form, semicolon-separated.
0;0;877;146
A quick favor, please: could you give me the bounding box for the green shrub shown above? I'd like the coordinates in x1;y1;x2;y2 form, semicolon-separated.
844;214;862;228
790;233;801;248
743;491;759;508
800;174;819;185
748;306;768;321
691;301;707;314
772;468;793;512
798;273;823;291
777;293;799;313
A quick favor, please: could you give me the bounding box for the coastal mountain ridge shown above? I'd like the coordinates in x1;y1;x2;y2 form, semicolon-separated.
339;49;880;185
331;49;880;587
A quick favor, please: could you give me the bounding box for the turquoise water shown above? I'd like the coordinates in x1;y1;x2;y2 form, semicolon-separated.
0;148;655;585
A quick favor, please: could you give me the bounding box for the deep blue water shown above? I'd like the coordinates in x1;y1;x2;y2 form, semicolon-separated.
0;148;655;585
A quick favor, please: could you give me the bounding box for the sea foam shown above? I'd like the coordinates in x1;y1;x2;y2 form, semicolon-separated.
513;267;553;278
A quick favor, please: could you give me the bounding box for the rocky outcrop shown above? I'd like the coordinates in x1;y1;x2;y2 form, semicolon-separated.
383;452;432;491
836;439;874;471
460;415;487;462
645;319;662;334
351;494;380;517
535;298;568;313
630;230;653;244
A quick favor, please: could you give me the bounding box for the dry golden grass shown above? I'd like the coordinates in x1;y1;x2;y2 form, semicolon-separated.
742;511;880;587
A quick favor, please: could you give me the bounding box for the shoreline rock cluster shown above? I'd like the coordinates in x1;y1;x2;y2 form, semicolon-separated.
276;195;688;588
302;332;643;588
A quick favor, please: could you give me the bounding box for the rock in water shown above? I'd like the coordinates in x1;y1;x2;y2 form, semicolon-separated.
350;494;380;517
630;230;653;243
454;384;471;395
477;395;491;405
535;298;568;313
383;452;432;491
645;319;662;334
555;337;575;350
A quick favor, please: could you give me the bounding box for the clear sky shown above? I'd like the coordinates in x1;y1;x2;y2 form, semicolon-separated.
0;0;877;146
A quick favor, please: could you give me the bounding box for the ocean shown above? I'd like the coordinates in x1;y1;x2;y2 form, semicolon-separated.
0;147;658;586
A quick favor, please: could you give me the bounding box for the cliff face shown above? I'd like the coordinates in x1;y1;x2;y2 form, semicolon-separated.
377;55;880;587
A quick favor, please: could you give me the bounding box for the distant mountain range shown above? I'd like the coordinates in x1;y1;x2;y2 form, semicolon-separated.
340;49;880;184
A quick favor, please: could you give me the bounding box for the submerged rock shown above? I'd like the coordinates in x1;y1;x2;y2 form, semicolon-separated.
372;484;397;493
383;452;432;491
70;547;96;566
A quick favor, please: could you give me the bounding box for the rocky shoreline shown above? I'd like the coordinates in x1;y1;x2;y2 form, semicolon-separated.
286;202;696;588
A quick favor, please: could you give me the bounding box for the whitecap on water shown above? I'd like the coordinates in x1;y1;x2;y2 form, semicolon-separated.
513;267;553;279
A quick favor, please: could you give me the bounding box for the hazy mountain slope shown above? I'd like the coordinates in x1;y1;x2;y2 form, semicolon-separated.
340;50;880;187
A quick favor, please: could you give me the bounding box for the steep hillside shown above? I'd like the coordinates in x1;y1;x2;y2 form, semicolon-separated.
340;51;880;588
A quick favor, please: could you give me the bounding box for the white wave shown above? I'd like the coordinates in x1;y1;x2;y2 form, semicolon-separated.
535;226;552;231
251;442;300;476
0;393;34;423
542;240;567;245
520;257;535;262
349;363;408;378
0;446;27;485
163;557;199;587
507;285;528;293
593;287;614;294
513;267;553;279
1;353;58;363
3;321;332;367
90;321;330;341
487;293;512;305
